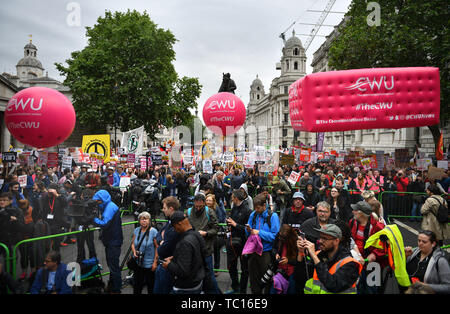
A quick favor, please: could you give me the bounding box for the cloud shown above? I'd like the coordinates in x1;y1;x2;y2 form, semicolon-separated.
0;0;351;120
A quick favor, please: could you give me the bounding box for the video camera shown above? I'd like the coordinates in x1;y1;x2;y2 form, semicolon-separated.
216;224;229;239
66;198;100;227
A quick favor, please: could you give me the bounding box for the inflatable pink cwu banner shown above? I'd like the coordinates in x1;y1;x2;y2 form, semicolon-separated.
289;67;440;133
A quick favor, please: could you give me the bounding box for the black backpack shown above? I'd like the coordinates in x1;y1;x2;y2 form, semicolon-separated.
431;196;448;224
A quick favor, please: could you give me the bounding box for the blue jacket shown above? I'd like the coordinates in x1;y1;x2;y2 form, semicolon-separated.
93;190;123;247
112;172;120;187
30;263;73;294
246;209;280;252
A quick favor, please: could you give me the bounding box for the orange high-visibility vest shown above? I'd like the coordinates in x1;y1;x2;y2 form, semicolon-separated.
304;252;363;294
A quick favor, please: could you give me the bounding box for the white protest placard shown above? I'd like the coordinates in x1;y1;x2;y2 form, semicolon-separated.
437;160;448;170
288;171;301;186
417;158;433;171
119;176;131;192
140;157;147;171
18;175;27;188
243;152;255;168
203;160;213;174
223;152;235;164
62;156;73;170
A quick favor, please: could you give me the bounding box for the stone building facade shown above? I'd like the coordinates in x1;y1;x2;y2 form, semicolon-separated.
244;31;308;149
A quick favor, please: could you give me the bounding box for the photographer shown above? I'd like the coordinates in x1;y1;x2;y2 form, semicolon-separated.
393;169;410;218
300;224;362;294
131;211;159;294
92;190;123;294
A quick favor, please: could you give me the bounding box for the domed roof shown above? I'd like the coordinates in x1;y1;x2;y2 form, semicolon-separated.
285;35;303;49
24;42;37;50
251;75;263;86
16;56;44;70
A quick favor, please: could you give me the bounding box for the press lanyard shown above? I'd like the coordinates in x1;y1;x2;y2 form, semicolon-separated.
49;196;55;214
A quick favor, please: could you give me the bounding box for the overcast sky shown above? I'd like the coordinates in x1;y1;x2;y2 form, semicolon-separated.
0;0;352;118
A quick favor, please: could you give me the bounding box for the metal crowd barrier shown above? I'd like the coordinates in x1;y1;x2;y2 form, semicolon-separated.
3;216;230;283
378;191;449;224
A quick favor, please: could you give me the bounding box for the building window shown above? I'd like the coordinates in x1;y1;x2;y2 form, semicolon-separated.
286;60;289;70
282;129;288;137
284;100;289;108
294;62;298;70
284;113;289;123
284;86;289;94
257;94;260;100
293;48;299;56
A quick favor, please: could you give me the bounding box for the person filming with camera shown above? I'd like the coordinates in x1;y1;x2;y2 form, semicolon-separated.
299;224;363;294
92;189;123;294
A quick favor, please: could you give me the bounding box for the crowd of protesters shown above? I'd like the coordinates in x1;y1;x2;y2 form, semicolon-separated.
0;156;448;294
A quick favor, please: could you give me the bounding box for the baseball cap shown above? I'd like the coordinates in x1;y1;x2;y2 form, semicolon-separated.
351;201;372;215
64;179;73;185
314;224;342;239
170;211;187;226
292;191;305;201
87;168;93;173
107;166;114;170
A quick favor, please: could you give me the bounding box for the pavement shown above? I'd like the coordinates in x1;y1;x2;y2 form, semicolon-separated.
10;209;449;294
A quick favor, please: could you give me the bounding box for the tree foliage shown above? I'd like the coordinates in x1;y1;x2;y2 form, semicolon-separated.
328;0;449;144
56;10;202;139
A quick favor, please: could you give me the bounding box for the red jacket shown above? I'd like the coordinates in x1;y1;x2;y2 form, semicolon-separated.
393;176;409;194
349;216;387;267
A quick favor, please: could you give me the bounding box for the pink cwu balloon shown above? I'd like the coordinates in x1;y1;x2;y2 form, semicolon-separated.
203;92;246;136
5;87;76;148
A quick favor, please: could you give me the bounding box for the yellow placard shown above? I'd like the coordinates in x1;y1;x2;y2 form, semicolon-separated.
82;134;110;162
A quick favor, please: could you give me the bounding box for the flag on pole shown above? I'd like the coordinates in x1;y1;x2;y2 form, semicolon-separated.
436;131;444;160
200;140;212;160
121;126;145;156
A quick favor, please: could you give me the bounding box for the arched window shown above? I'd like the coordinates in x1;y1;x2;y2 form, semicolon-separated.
257;94;260;100
294;62;298;70
293;48;299;56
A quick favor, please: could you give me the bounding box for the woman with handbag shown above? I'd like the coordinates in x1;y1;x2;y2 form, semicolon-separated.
130;211;159;294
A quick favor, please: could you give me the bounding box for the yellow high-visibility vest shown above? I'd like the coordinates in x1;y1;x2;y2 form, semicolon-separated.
304;254;362;294
364;224;411;287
